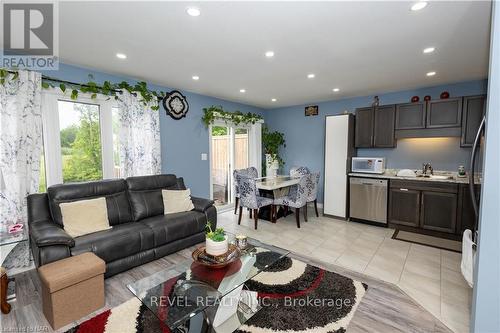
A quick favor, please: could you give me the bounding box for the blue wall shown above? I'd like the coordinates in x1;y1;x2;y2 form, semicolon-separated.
265;80;488;203
41;63;265;198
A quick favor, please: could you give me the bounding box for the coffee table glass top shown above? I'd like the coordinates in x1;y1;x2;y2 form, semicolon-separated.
127;233;290;331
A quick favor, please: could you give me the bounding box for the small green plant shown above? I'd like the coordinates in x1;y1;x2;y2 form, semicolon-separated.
205;221;226;242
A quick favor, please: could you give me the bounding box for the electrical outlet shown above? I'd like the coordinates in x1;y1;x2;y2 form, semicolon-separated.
201;153;207;161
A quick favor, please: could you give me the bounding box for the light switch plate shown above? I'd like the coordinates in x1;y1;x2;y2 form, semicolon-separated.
201;153;208;161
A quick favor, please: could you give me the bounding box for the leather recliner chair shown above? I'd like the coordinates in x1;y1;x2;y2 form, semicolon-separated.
27;174;217;277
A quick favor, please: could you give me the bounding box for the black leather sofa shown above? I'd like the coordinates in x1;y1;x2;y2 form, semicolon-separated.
27;174;216;277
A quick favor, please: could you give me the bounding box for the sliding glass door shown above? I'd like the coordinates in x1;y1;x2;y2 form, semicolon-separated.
210;125;249;208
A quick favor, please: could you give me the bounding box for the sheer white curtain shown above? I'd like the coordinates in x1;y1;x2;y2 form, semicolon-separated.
0;70;42;229
116;90;161;177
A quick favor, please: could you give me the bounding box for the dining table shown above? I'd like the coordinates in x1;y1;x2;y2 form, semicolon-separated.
255;175;300;222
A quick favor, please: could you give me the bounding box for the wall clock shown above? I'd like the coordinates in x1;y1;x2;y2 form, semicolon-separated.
163;90;189;120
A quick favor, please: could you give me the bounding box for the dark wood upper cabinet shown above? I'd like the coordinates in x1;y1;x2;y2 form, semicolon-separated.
426;98;463;128
355;105;395;148
389;188;421;227
395;102;426;130
420;191;457;233
355;107;374;148
461;95;486;147
373;105;396;147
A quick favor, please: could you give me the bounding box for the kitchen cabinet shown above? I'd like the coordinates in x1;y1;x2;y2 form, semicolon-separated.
395;102;426;130
355;105;395;148
373;105;396;147
457;184;480;233
388;180;459;236
461;95;486;147
427;98;463;128
354;107;374;148
389;188;420;227
421;191;457;233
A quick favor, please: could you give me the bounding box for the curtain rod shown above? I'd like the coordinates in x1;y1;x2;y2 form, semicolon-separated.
6;69;163;100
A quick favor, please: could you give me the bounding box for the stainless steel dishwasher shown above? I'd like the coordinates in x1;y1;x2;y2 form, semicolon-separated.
349;177;388;224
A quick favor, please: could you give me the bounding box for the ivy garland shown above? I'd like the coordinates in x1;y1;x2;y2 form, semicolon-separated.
201;105;263;127
0;70;165;110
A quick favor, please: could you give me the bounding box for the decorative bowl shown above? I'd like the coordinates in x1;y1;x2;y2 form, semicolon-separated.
192;244;241;269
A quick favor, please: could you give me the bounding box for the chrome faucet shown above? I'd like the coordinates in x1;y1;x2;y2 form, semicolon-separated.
422;163;434;176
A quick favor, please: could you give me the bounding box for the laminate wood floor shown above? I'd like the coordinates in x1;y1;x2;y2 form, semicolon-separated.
2;243;451;333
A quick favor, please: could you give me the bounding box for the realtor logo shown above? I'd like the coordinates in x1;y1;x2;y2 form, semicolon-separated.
2;2;59;69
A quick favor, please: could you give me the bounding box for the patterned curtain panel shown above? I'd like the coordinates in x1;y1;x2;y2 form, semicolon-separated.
116;90;161;177
0;70;43;230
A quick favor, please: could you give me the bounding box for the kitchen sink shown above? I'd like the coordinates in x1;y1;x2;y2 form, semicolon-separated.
416;174;454;180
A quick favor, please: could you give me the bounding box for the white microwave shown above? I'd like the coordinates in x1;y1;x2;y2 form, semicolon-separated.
351;157;386;174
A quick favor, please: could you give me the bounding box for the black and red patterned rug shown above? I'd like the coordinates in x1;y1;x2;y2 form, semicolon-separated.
65;255;367;333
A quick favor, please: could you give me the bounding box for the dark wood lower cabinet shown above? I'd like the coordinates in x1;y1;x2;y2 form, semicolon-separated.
420;191;457;233
388;180;461;237
389;188;420;227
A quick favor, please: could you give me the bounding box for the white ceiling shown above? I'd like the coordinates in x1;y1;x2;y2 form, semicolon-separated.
55;1;492;108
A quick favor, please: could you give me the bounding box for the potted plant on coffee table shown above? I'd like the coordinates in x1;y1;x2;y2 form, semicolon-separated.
205;222;228;256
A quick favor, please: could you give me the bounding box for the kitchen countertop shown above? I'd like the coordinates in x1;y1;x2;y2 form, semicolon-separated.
348;169;481;184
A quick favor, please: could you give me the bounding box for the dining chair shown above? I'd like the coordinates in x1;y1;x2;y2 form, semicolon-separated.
236;174;274;229
304;172;320;220
273;175;309;228
233;167;258;215
288;166;311;200
289;166;311;177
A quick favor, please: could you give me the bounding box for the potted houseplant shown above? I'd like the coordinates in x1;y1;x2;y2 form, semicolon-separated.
262;125;286;178
205;222;228;256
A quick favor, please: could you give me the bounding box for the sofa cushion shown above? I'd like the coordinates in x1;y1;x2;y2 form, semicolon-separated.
139;211;206;247
47;179;132;227
60;197;111;237
126;174;186;221
70;222;154;263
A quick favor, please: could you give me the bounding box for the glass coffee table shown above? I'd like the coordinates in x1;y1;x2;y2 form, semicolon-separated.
127;234;289;333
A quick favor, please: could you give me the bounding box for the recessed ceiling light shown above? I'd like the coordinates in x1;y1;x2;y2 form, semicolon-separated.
116;53;127;59
333;88;340;92
240;89;246;93
192;75;199;80
426;71;436;76
411;1;428;11
423;47;435;54
271;98;277;102
265;51;275;58
307;73;315;79
186;7;201;16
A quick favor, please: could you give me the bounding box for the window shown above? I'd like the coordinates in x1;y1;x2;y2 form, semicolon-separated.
112;107;121;178
58;101;102;182
41;91;116;187
39;144;47;193
210;125;250;207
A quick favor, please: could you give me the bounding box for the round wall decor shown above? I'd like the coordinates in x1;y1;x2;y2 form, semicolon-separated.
163;90;189;119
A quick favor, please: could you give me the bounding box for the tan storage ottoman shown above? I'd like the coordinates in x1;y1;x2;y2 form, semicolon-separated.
38;252;106;329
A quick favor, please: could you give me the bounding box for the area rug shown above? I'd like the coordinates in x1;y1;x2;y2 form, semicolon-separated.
65;255;367;333
393;229;462;252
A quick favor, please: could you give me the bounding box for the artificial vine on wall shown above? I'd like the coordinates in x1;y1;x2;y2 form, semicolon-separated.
202;105;263;127
0;70;165;110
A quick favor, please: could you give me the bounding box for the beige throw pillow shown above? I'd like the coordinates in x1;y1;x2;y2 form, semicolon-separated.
162;189;195;214
60;197;111;238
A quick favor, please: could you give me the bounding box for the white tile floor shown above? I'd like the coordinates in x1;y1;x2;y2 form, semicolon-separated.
218;208;472;333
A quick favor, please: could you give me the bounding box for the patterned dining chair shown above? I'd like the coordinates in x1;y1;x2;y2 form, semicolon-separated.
273;175;309;228
289;166;311;177
288;166;311;199
304;172;320;220
233;167;258;215
236;174;274;229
